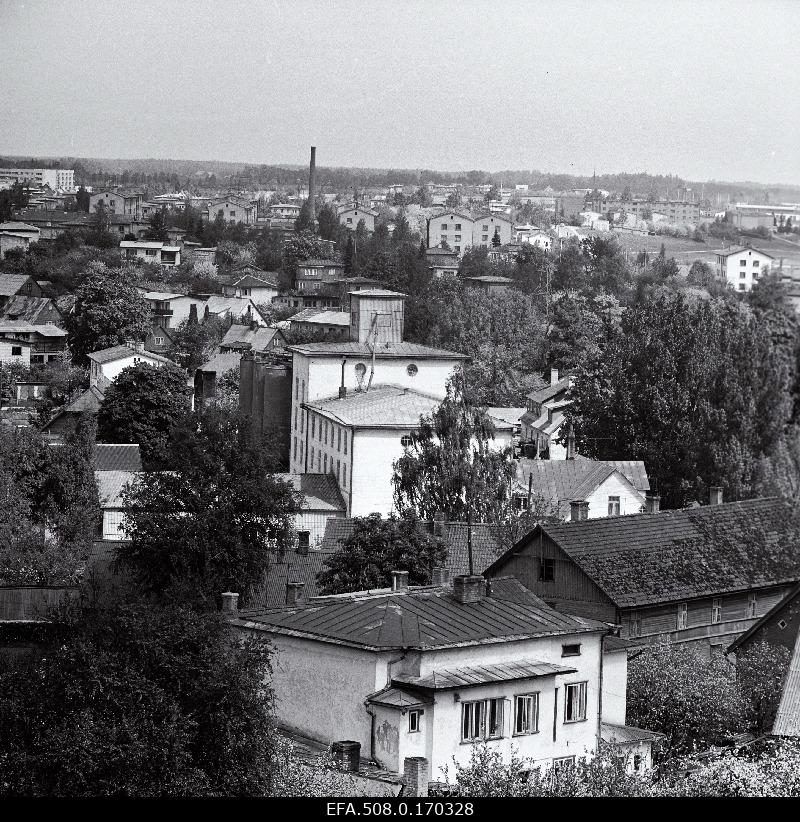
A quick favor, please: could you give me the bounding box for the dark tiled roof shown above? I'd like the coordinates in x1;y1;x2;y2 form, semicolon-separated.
244;549;333;609
526;376;572;404
274;473;346;512
1;296;61;324
394;659;577;690
0;273;33;297
94;444;142;472
63;385;104;413
287;341;467;360
237;577;609;650
318;518;505;577
492;498;799;607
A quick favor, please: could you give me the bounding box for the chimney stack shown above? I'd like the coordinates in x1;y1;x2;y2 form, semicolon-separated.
221;591;239;614
331;741;361;773
570;500;589;522
644;493;661;514
339;356;347;399
433;510;447;537
391;570;409;592
565;422;576;461
550;367;559;386
452;575;486;604
431;567;450;586
308;146;316;226
285;581;305;607
709;486;723;506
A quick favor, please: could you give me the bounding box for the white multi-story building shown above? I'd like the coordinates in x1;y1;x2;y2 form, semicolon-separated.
427;211;514;256
0;167;75;191
714;245;774;292
120;240;181;267
287;289;467;516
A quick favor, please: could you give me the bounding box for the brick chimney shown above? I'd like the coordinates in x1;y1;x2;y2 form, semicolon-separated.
431;567;450;586
391;570;409;591
285;581;305;607
331;740;360;773
569;500;589;521
645;494;661;514
221;591;239;614
433;510;447;537
709;486;723;505
404;757;430;797
550;367;559;386
452;575;485;604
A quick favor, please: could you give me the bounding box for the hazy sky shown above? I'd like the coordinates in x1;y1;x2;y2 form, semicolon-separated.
2;0;799;183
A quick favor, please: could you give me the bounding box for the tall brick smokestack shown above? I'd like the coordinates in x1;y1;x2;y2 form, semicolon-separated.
307;146;316;227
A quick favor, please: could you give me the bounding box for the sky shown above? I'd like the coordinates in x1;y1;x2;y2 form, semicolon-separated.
1;0;799;184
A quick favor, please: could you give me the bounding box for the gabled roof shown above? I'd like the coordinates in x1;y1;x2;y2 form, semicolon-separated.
1;296;61;324
197;351;241;376
95;443;142;472
235;577;609;651
87;345;172;366
0;322;66;337
230;273;279;289
304;385;440;428
287;341;467;360
526;375;572;404
0;221;39;232
290;308;349;327
63;385;105;413
601;723;665;744
274;473;346;512
486;497;800;608
297;258;343;268
0;273;35;297
220;324;283;353
716;246;775;260
485;407;525;428
773;627;800;737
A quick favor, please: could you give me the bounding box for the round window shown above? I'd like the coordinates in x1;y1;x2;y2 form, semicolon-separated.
406;363;418;377
401;435;413;448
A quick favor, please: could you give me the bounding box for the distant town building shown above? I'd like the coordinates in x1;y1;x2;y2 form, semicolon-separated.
207;195;258;224
338;204;377;232
0;167;75;191
90;189;144;220
714;245;773;292
120;240;181;267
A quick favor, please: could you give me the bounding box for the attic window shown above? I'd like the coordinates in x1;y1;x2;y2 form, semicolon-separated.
538;557;554;582
561;644;581;657
778;619;787;630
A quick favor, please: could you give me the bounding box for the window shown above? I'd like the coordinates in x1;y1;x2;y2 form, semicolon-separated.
712;598;722;624
455;223;461;230
154;336;165;345
454;235;461;242
347;217;352;224
408;710;422;733
355;362;367;383
11;346;22;356
553;756;576;774
454;246;460;253
753;260;760;266
441;223;448;231
739;271;746;278
461;700;484;742
608;495;621;516
482;234;488;242
323;454;328;473
146;249;157;256
740;259;747;266
486;698;504;739
514;693;539;735
401;434;413;448
538;557;554;582
633;754;643;773
483;225;489;231
561;644;581;657
407;363;418;377
310;446;315;466
295;376;299;399
564;682;587;722
337;428;341;450
630;610;641;638
311;416;316;438
297;531;310;551
344;432;348;455
778;619;788;630
738;284;746;291
293;437;297;461
317;453;321;471
677;602;688;630
342;464;347;486
748;593;757;618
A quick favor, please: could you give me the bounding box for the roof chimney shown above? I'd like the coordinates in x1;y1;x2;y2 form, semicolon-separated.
452;575;486;604
431;567;450;586
339;356;347;399
569;500;589;522
285;581;305;607
709;486;723;506
565;422;576;461
221;591;239;614
550;367;559;386
645;493;661;514
391;570;409;592
331;741;360;773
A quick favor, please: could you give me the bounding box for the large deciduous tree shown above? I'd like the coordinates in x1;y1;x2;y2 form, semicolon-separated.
317;513;446;594
393;373;516;523
65;262;151;364
97;362;190;468
566;294;795;508
118;408;301;605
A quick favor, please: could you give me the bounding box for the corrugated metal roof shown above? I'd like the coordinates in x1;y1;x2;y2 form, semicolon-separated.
244;549;333;609
237;578;609;650
601;723;665;743
394;659;577;690
95;444;142;472
87;345;171;365
288;341;467;360
1;296;61;324
773;627;800;737
305;385;440;428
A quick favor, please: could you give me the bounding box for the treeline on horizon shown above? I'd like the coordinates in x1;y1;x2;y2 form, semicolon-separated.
2;154;799;201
